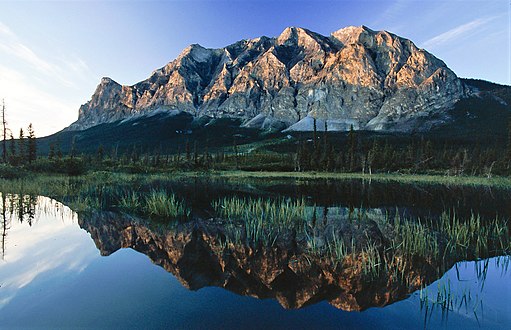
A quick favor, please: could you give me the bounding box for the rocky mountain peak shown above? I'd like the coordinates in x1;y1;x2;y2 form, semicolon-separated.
179;43;214;63
68;25;467;132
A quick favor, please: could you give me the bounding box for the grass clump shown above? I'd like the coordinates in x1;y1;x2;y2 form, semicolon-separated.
144;190;190;219
213;196;310;246
118;191;142;210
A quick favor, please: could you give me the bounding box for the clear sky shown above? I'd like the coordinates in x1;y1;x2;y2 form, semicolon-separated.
0;0;509;137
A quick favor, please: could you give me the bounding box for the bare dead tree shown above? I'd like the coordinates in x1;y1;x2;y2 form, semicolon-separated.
2;99;7;163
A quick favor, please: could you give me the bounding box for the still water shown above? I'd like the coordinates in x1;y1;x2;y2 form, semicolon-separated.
0;183;510;329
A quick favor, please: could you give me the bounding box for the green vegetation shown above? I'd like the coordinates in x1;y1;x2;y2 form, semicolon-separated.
0;172;191;219
213;197;310;246
212;195;510;282
143;190;190;218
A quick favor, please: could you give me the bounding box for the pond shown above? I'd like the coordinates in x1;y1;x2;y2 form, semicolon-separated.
0;178;510;329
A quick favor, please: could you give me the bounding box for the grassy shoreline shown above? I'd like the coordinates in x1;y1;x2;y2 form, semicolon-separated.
208;170;511;187
2;170;511;190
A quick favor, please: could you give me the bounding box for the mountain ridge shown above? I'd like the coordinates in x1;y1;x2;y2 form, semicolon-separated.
68;25;467;132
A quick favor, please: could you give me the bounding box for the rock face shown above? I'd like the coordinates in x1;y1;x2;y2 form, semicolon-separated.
69;26;466;132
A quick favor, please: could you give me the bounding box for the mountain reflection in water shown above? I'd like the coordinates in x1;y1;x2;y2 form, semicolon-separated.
1;193;510;329
78;208;503;312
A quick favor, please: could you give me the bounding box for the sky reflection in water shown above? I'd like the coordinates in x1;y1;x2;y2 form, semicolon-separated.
0;195;510;329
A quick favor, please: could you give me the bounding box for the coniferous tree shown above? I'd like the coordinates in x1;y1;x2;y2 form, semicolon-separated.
27;123;36;164
313;117;317;150
233;136;239;169
18;128;25;164
203;144;210;170
48;143;55;160
382;140;392;172
185;140;191;162
96;144;104;162
70;136;77;159
193;141;198;167
318;120;329;170
55;140;63;160
507;118;511;164
348;125;356;171
367;139;379;174
9;133;15;165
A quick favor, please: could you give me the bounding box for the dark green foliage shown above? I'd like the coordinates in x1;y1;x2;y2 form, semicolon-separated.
97;144;104;162
18;128;25;164
0;163;26;179
8;133;15;165
508;118;511;163
27;123;36;164
48;143;55;160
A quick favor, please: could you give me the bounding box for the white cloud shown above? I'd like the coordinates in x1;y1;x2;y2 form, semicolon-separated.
0;65;78;136
421;17;496;50
0;26;85;88
0;21;14;37
0;21;96;136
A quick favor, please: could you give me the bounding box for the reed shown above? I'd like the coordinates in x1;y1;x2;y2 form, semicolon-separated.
213;196;310;246
117;191;142;210
144;190;190;218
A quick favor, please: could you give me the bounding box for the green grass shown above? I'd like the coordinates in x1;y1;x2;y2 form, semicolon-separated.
212;194;511;283
117;191;142;210
210;170;511;189
144;190;190;218
213;196;310;246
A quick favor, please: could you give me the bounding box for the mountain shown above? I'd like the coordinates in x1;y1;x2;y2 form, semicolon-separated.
67;25;468;133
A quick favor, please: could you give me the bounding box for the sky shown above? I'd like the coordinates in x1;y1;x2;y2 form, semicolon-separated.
0;0;509;137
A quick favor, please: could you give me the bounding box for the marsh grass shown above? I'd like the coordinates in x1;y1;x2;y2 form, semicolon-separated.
212;195;511;284
0;173;193;219
213;197;310;246
144;190;190;218
118;191;142;210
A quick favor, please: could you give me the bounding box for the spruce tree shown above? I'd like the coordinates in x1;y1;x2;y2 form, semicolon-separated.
55;140;63;160
9;133;15;165
348;125;356;171
185;140;191;161
18;128;25;164
27;123;36;164
193;141;198;167
96;144;104;162
48;143;55;160
312;117;317;150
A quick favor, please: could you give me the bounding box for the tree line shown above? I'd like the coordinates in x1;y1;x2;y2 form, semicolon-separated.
1;100;37;166
2;97;511;177
295;118;511;177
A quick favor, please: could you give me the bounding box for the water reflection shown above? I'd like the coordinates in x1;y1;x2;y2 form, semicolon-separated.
0;192;510;329
417;256;511;328
77;209;510;313
124;177;511;221
0;194;98;309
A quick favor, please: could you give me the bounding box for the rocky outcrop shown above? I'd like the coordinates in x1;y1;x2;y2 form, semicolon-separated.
69;26;466;132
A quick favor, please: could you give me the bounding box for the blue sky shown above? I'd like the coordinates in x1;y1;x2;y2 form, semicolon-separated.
0;0;509;136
